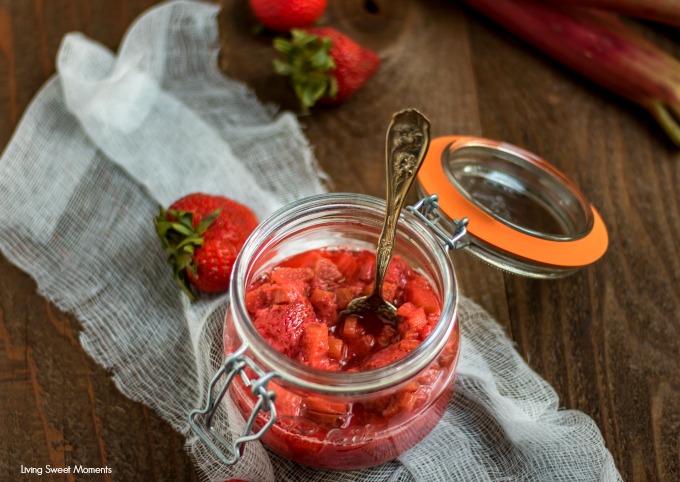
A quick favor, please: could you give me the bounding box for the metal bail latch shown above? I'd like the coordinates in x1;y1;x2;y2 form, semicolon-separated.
189;345;279;465
406;194;469;251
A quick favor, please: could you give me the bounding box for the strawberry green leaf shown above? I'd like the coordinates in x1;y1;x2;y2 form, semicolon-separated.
273;29;336;110
154;205;216;301
197;209;221;234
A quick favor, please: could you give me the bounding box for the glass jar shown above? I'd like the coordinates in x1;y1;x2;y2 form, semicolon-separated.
190;136;608;471
192;192;460;470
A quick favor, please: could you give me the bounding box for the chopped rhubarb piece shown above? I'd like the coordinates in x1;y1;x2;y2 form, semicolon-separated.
299;323;330;367
403;380;420;392
399;392;419;411
397;302;428;334
358;334;376;353
305;396;350;415
406;307;428;332
305;408;352;429
271;285;295;304
399;339;421;352
327;336;345;360
334;287;356;310
405;275;440;314
361;343;410;370
304;396;353;428
342;316;361;339
358;258;376;282
269;384;303;417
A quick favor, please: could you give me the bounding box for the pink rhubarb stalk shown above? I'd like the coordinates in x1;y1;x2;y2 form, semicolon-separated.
547;0;680;28
464;0;680;146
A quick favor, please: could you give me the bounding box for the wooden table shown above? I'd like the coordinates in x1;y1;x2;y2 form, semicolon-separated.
2;0;679;480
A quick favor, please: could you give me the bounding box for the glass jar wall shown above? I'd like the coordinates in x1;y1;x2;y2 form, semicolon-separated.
223;193;460;469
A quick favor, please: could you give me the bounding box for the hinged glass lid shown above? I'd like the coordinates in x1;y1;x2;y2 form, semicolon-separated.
416;136;608;278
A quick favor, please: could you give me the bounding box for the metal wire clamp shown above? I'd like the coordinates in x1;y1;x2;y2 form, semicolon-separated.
189;345;279;465
406;195;469;251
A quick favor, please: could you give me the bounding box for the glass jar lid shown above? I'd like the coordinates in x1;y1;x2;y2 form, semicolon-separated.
417;136;608;278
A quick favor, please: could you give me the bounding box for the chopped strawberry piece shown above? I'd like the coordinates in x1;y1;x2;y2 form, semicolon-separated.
271;267;314;284
309;288;338;325
253;301;315;357
381;281;399;305
376;324;397;348
384;257;412;287
246;283;304;312
281;250;322;268
420;324;433;340
245;285;268;312
314;258;343;281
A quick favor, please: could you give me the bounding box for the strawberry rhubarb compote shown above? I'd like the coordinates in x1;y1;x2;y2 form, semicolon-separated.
226;247;460;469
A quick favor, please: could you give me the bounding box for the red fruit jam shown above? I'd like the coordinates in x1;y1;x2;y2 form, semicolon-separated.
225;248;459;469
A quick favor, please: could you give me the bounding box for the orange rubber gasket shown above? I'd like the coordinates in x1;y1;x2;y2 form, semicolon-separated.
418;136;608;268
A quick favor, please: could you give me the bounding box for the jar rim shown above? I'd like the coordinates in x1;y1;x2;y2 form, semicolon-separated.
229;192;459;395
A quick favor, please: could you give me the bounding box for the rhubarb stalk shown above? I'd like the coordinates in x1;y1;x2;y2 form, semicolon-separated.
547;0;680;28
464;0;680;146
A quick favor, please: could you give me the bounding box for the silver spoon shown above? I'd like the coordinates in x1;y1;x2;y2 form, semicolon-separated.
339;108;431;323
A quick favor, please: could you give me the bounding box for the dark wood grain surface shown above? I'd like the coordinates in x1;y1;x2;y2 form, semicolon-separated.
2;0;679;480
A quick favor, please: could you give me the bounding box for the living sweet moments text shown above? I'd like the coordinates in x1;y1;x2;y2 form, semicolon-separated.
20;465;112;475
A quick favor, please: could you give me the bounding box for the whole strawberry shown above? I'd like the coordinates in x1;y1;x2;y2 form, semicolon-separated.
273;28;380;110
155;193;258;299
249;0;327;32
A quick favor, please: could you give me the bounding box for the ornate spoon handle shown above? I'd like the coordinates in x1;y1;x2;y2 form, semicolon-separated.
372;109;431;298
